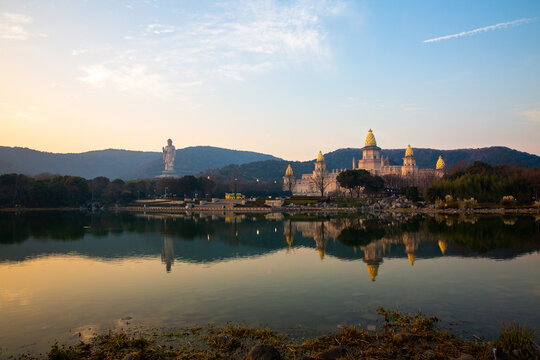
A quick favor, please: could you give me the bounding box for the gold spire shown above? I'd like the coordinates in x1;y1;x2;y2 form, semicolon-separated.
285;164;293;176
367;264;379;282
407;253;416;266
365;129;377;147
438;239;447;255
405;144;414;157
436;155;446;170
316;151;324;162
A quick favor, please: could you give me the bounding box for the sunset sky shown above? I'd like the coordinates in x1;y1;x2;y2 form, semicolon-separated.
1;0;539;160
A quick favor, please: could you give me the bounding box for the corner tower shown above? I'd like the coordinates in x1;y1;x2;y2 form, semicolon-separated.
401;144;418;176
314;151;327;174
435;155;446;177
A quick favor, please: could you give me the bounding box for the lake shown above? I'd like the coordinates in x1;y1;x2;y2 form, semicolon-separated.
0;211;539;356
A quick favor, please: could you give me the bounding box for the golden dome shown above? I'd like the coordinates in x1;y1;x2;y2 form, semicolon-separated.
438;239;447;255
365;129;377;147
316;151;324;162
407;253;416;266
367;264;379;282
285;164;293;176
317;249;325;260
436;155;446;170
405;144;414;157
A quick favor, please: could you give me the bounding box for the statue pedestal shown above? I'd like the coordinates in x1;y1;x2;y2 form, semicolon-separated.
157;170;179;178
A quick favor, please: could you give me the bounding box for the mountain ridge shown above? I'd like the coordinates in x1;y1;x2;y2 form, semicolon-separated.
206;146;540;181
0;145;538;181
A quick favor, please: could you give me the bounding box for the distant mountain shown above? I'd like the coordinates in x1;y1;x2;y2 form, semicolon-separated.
125;146;281;179
1;145;537;181
207;146;540;181
0;146;280;180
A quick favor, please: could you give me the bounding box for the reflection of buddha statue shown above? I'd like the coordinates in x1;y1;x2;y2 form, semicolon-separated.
161;234;175;272
438;239;447;255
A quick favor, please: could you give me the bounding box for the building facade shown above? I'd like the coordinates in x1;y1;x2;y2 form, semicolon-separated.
284;129;446;195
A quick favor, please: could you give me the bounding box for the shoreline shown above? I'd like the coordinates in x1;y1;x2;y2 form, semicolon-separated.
11;308;537;360
0;206;538;215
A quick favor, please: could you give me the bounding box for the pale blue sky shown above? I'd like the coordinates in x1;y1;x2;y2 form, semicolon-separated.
1;0;539;159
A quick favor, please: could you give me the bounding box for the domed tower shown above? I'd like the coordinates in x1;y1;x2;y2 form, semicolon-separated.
314;151;327;174
357;129;382;174
283;164;295;193
401;145;418;176
435;155;446;177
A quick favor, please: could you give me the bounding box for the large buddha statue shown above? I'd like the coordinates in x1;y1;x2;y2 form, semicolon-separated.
162;138;176;173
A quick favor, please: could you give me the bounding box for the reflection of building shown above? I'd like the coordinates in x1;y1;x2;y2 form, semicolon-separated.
438;239;447;255
283;220;295;248
403;232;420;266
289;219;344;259
161;234;174;272
284;129;446;195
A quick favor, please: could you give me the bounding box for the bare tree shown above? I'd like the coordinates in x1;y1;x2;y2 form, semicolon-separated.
284;173;295;194
310;169;329;197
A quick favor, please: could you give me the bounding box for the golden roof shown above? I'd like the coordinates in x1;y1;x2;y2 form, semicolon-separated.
405;144;414;157
316;151;324;162
365;129;377;147
407;253;416;266
438;240;447;255
285;164;293;176
367;264;379;282
436;155;446;170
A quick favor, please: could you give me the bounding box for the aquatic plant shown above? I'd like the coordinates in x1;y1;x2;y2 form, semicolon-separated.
495;321;539;359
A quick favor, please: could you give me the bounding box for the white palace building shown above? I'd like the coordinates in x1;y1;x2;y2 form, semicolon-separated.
284;129;446;196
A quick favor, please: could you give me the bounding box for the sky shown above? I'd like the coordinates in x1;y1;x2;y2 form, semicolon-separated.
0;0;539;160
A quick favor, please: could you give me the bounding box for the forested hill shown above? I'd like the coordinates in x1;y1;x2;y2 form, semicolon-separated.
0;145;537;181
207;146;540;181
0;146;280;180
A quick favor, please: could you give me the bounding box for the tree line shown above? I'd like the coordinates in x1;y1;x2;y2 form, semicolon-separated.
424;161;539;204
0;173;289;208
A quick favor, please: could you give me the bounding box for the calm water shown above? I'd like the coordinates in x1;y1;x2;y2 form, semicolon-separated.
0;211;539;356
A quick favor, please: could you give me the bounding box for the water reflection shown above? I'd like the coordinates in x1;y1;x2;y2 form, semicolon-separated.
1;212;539;272
0;211;539;355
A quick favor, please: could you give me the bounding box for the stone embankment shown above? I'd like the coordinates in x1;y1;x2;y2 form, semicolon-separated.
121;196;539;215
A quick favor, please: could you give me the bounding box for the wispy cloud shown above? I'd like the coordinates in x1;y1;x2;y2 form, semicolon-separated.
0;12;32;40
78;0;344;96
423;18;537;43
521;109;540;123
0;102;36;121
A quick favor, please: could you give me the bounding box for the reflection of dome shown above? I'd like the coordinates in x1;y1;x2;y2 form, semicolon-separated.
365;129;377;147
285;164;293;176
285;234;294;247
438;239;447;255
407;253;416;266
367;264;379;282
316;151;324;162
405;144;414;157
317;249;325;260
436;156;446;170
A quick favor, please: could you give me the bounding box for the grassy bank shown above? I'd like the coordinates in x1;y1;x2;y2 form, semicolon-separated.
15;308;538;360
